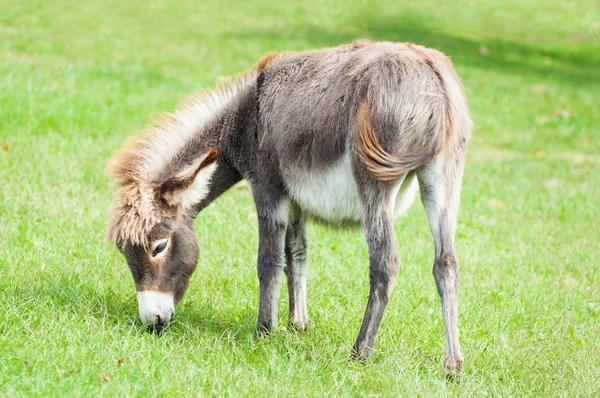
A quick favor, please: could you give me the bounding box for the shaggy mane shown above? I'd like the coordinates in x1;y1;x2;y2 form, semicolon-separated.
107;69;258;249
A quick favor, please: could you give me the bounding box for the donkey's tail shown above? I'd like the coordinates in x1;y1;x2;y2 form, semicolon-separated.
355;102;443;182
356;66;472;181
356;44;472;182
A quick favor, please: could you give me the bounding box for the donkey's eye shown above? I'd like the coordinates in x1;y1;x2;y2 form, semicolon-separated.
152;239;169;257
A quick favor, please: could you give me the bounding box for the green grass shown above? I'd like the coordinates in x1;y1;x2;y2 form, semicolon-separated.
1;0;599;395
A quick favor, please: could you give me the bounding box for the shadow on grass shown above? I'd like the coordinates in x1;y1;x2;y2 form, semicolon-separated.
173;300;257;339
229;9;598;85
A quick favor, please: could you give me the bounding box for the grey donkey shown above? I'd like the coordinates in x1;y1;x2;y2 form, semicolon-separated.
107;41;472;376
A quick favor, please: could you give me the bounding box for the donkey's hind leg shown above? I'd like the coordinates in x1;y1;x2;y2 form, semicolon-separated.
284;204;309;330
417;146;467;377
352;180;402;359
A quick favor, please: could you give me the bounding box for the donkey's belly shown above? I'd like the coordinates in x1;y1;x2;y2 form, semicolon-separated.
284;155;419;225
285;155;362;224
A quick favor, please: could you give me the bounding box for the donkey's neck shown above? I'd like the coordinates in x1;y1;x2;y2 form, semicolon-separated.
189;76;259;215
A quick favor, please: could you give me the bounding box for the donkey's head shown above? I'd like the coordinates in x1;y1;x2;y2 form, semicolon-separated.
107;145;219;331
106;71;256;330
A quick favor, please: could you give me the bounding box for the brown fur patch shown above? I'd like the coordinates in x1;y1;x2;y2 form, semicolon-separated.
355;103;439;182
107;183;164;249
439;252;457;265
255;51;293;73
349;39;372;49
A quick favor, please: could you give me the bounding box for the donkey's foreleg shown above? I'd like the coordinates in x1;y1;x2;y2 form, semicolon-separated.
255;198;289;336
352;195;399;359
417;150;466;377
284;206;308;330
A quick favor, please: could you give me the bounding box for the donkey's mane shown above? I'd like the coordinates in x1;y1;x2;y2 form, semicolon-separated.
107;69;258;249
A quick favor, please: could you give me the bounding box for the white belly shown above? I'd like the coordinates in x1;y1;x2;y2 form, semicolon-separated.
285;155;418;224
285;155;362;223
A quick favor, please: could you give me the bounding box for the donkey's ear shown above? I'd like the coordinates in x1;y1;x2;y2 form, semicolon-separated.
159;149;219;210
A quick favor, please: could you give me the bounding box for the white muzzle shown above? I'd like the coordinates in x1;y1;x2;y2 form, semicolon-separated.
137;291;175;328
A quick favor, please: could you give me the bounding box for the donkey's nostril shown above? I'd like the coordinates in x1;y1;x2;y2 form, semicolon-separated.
153;315;166;334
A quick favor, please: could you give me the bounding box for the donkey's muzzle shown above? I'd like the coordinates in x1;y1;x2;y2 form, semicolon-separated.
137;291;175;332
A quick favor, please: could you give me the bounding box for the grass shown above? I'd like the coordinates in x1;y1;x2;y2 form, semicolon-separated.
1;0;599;395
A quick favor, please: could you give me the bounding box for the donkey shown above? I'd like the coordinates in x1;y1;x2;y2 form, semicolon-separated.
107;41;472;375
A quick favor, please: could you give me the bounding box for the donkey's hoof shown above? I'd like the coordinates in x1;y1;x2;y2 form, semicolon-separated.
255;322;276;339
288;319;309;332
350;343;373;361
444;358;464;383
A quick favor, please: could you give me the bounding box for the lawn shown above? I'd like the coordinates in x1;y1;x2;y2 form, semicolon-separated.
1;0;599;395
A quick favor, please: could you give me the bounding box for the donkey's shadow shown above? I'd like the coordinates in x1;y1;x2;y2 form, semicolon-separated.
168;302;257;340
